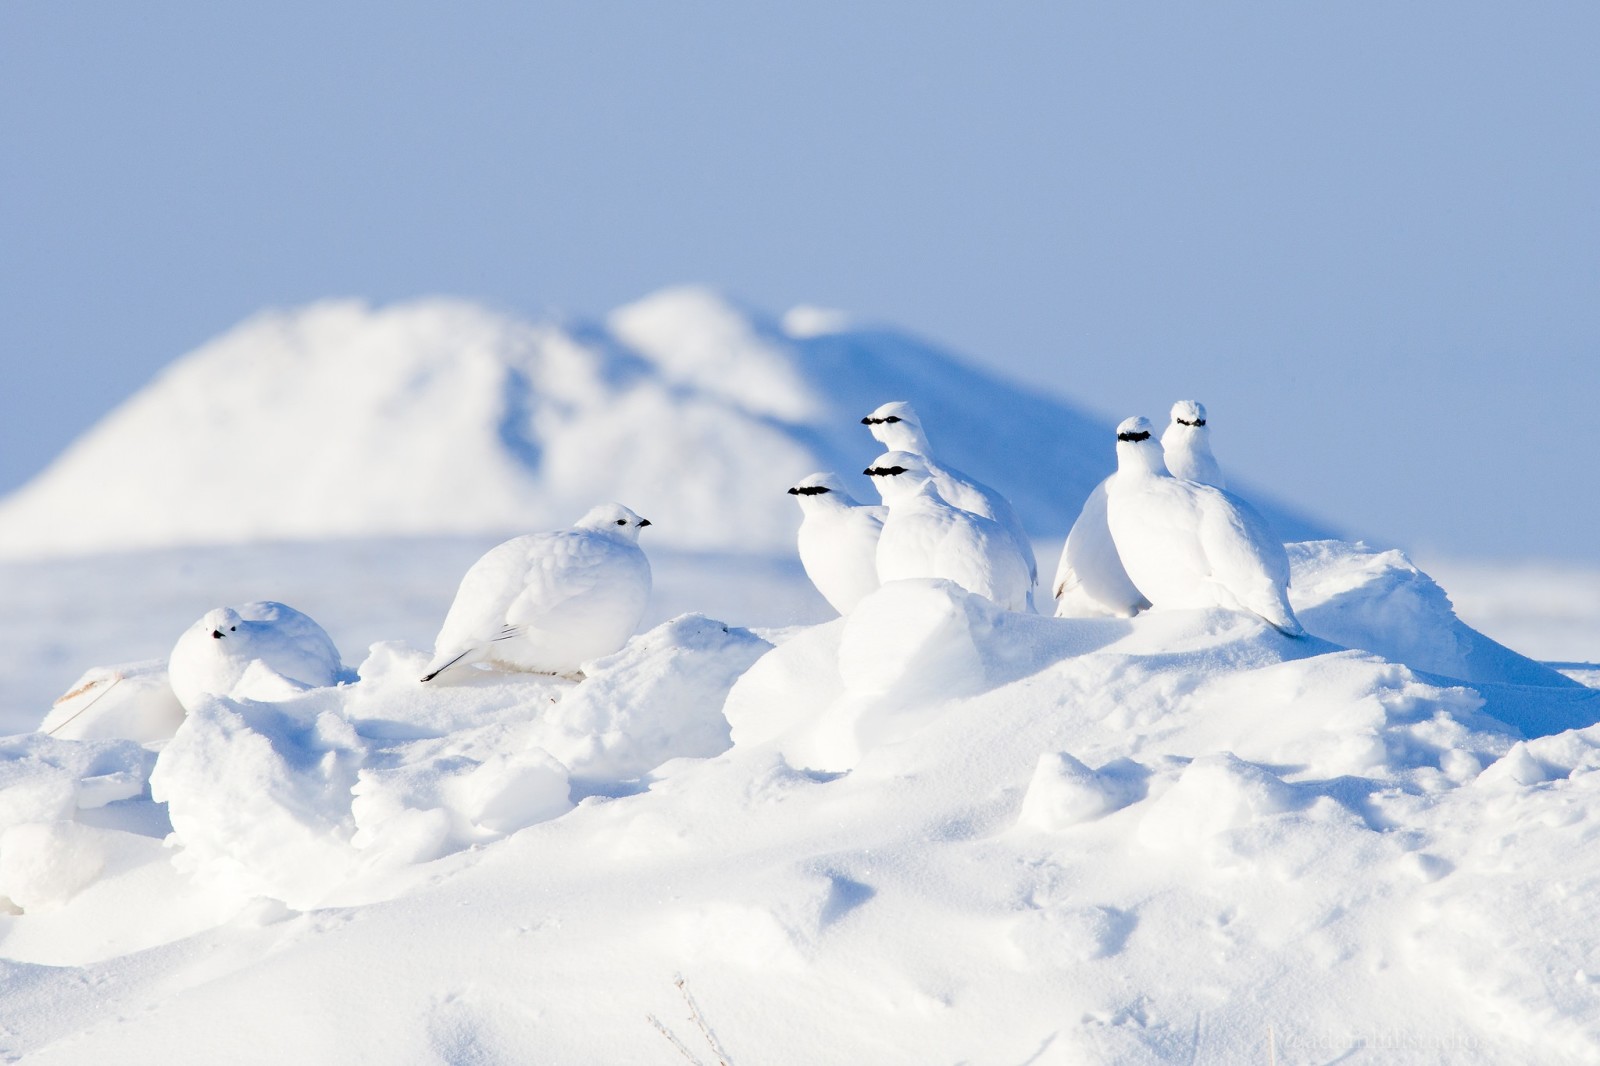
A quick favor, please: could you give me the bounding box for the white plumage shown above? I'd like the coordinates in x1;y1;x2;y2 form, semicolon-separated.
422;503;653;681
1051;478;1150;618
168;601;347;712
861;401;1038;591
867;450;1033;613
1104;417;1303;636
1052;398;1225;619
1161;400;1226;488
788;472;887;615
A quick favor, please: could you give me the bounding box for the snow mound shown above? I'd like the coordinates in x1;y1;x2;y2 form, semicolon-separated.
136;612;765;909
1290;540;1578;688
0;288;1327;559
37;660;183;743
0;733;154;912
3;538;1599;1059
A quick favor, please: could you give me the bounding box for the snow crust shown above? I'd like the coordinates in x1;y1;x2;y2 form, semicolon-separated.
1;537;1597;1062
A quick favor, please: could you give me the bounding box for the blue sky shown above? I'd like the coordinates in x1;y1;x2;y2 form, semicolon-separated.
3;2;1597;561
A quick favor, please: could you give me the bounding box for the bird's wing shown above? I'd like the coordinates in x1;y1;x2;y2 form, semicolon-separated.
1191;486;1301;632
932;462;1037;582
877;508;954;584
1196;488;1291;589
1111;479;1216;588
241;603;345;684
932;512;1028;609
430;535;551;653
1055;479;1106;598
501;533;624;628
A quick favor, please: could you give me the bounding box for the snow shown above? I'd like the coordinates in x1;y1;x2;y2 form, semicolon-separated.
0;288;1597;1061
2;532;1589;1061
0;288;1327;561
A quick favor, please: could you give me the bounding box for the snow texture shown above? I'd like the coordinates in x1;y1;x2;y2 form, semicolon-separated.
0;288;1327;560
1;519;1596;1064
0;541;1574;1062
0;289;1596;1063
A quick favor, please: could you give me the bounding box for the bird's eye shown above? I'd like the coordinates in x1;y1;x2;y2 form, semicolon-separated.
616;519;626;525
884;416;901;423
230;625;236;631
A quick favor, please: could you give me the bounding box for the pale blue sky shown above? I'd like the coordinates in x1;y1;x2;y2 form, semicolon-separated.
3;2;1597;561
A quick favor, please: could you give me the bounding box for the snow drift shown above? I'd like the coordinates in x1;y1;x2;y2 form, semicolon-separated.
0;287;1326;559
1;537;1597;1063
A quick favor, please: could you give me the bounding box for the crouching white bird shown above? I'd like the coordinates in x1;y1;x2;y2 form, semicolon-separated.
1052;478;1150;618
168;601;347;712
1053;398;1226;619
1104;417;1303;636
867;451;1033;613
788;472;887;614
1161;400;1226;487
421;503;653;682
861;400;1039;590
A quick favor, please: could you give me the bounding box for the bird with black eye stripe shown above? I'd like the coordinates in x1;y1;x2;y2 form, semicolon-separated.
865;451;1033;613
421;503;654;682
1161;400;1226;488
787;472;887;614
860;400;1038;604
1105;417;1302;636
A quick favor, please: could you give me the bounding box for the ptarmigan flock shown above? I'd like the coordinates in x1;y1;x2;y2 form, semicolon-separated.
158;399;1298;711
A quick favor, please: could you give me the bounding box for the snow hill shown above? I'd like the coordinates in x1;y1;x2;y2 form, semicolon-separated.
1;540;1597;1062
5;285;1597;1063
0;287;1326;559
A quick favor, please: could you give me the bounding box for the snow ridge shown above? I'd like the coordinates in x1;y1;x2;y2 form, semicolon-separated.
0;287;1327;560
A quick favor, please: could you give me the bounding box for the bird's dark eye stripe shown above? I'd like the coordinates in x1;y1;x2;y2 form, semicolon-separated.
860;415;903;425
863;465;909;476
791;485;832;495
1176;418;1206;427
1117;430;1152;442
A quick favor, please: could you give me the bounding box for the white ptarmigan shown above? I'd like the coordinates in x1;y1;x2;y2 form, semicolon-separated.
861;401;1038;591
788;472;887;615
866;451;1033;613
1052;398;1225;619
1104;417;1303;636
421;503;653;682
1161;400;1226;488
167;601;347;712
1051;479;1150;618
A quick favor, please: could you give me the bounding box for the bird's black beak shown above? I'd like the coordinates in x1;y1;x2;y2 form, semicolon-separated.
639;519;651;527
211;629;224;639
860;416;871;425
787;486;799;495
862;467;873;475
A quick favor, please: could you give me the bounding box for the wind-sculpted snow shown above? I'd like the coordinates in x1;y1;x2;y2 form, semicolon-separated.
0;540;1597;1062
0;287;1328;560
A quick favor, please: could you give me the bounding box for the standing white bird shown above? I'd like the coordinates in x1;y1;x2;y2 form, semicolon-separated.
422;503;653;682
168;601;347;712
788;472;887;615
861;401;1039;591
866;451;1033;613
1052;398;1224;619
1051;478;1150;618
1104;417;1303;636
1161;400;1226;487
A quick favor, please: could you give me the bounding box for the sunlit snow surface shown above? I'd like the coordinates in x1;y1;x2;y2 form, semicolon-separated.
0;286;1595;1062
1;536;1598;1064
